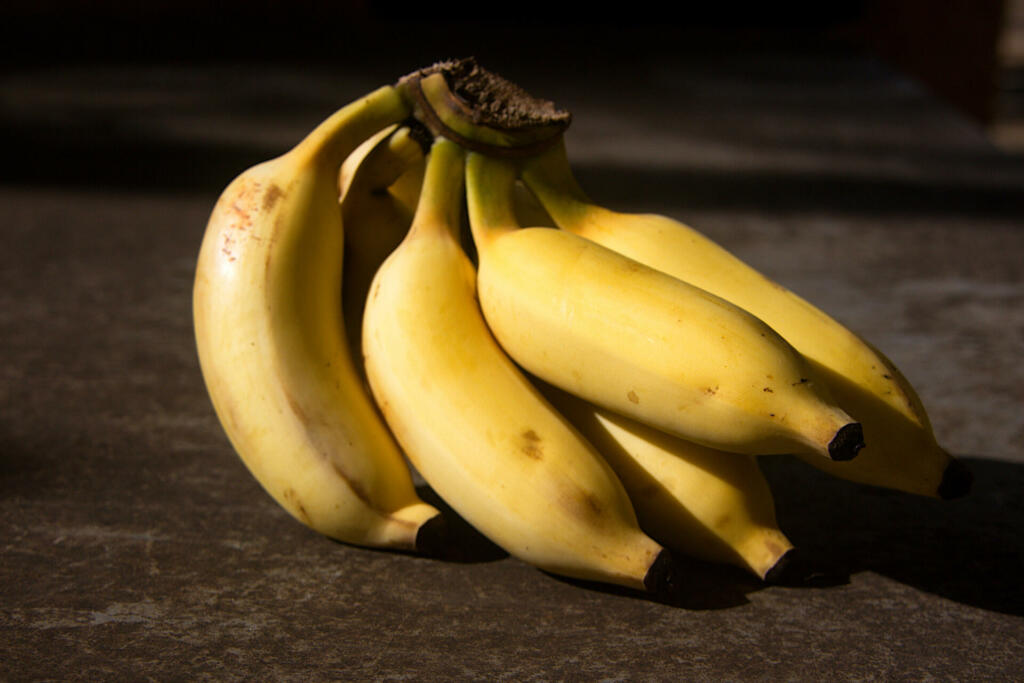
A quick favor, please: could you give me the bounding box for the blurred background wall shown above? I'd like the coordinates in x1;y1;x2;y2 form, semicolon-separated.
3;0;1021;151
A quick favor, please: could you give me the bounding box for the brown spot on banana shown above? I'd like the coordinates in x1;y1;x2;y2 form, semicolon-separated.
627;390;639;404
580;491;604;516
764;539;785;559
713;512;733;531
563;489;604;521
262;183;285;212
520;429;543;459
279;385;420;530
221;233;236;261
283;387;310;426
226;181;260;231
282;488;312;525
331;461;371;508
556;483;608;526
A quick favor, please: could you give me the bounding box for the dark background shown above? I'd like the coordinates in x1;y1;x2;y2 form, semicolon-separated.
1;1;1010;123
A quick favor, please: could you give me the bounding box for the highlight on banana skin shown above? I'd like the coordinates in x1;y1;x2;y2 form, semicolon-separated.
192;57;972;596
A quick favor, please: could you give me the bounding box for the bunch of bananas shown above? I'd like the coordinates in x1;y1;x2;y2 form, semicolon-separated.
193;59;971;595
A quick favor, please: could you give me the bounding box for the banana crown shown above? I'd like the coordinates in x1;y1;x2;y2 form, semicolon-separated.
398;57;570;157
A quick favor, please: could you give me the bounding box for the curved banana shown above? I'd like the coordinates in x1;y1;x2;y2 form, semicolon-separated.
520;140;971;499
193;85;441;551
466;152;863;462
339;124;427;361
537;380;793;581
362;138;674;592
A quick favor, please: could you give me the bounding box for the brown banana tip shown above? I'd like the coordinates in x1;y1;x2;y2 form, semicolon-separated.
828;422;865;461
414;513;449;557
761;551;850;588
762;548;797;585
938;457;973;500
643;549;680;596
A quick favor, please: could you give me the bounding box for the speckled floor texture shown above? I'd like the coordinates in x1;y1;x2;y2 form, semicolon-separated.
3;29;1024;680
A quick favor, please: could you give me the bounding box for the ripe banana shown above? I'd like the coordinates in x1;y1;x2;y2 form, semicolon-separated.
466;151;864;462
193;85;442;551
520;139;971;499
339;123;427;362
362;138;675;592
536;380;794;581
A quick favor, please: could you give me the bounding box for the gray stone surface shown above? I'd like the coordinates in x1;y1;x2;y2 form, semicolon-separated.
3;40;1023;680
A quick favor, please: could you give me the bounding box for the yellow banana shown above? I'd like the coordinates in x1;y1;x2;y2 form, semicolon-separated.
536;380;794;581
362;138;675;592
193;85;441;551
466;152;863;462
520;140;971;499
339;124;427;361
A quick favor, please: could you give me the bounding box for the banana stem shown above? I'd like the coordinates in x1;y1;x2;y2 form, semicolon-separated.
466;152;521;249
408;138;466;240
520;138;594;226
293;85;411;172
347;126;425;198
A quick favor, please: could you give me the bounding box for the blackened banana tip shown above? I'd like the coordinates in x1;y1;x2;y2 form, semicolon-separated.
414;513;450;558
938;457;973;499
643;549;679;596
762;548;797;585
828;422;865;461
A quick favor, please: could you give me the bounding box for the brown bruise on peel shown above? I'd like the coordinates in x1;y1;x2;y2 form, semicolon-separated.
282;487;312;525
221;233;237;262
331;461;371;507
216;179;281;265
265;213;288;276
283;386;310;427
218;181;260;262
563;489;604;523
627;390;639;404
763;538;786;560
262;183;285;212
713;512;733;532
279;385;417;530
581;492;603;516
552;475;609;527
520;429;543;459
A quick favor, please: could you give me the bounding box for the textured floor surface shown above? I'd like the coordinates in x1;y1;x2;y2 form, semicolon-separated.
3;35;1023;680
